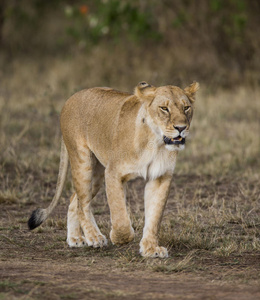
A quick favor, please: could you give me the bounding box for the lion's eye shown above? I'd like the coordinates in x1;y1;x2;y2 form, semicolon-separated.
184;106;191;111
160;106;169;112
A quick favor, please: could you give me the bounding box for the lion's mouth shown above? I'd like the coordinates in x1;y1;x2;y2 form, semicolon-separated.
163;135;185;145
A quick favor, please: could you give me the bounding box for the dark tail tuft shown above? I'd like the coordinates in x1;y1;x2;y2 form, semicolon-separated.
28;208;46;230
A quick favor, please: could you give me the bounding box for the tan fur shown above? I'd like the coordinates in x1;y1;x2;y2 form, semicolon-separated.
29;81;199;258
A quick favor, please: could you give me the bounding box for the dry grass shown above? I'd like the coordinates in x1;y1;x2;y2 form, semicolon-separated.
0;57;259;299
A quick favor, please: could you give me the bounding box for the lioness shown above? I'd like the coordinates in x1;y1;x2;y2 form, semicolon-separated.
28;81;199;258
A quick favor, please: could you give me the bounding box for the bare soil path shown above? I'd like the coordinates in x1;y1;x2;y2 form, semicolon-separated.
1;258;259;300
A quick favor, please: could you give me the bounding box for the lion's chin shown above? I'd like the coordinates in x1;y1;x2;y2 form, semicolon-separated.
165;143;185;151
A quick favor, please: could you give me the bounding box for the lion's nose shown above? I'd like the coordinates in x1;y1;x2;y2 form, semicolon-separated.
174;125;187;133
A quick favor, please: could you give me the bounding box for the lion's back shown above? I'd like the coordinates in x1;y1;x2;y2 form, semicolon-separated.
60;87;137;156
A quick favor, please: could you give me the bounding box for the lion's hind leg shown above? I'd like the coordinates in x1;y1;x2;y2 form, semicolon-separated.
68;144;107;248
67;193;86;247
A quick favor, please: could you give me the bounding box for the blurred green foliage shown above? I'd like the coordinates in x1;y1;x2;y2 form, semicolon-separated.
1;0;251;45
63;0;249;47
209;0;248;42
3;0;60;28
64;0;160;44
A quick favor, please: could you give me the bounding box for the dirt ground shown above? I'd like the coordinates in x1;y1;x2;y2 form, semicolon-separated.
1;259;259;300
1;177;259;300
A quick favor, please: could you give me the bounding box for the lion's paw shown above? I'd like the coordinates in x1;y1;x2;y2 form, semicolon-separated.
67;236;87;248
140;239;168;258
85;232;107;248
110;226;135;245
140;246;168;258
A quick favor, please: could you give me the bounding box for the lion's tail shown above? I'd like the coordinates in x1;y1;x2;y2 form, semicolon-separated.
28;138;69;230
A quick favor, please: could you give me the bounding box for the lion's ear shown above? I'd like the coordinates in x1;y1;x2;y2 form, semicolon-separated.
134;81;156;101
184;82;199;103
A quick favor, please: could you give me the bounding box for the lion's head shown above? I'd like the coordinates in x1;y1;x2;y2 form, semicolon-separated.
135;81;199;151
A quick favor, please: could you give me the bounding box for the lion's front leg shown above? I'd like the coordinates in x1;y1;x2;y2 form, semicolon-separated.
105;168;135;245
140;174;172;258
